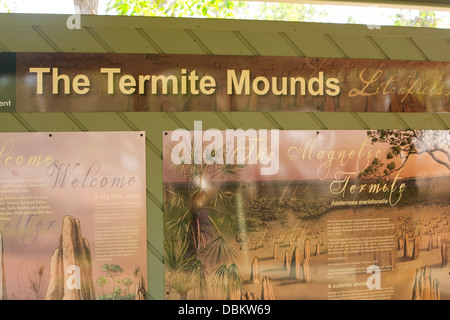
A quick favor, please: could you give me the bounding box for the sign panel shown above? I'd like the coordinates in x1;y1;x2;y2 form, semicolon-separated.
1;53;449;112
0;131;147;300
163;127;449;300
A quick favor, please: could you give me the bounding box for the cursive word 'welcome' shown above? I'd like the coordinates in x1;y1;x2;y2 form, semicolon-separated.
46;161;137;189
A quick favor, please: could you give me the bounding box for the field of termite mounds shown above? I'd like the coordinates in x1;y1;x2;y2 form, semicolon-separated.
396;211;449;300
235;217;327;300
228;202;449;300
411;266;441;300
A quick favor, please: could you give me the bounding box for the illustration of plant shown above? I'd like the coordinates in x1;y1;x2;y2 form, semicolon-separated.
96;276;108;297
361;129;450;180
165;139;246;299
113;286;122;299
101;264;124;298
164;239;207;300
121;277;133;295
169;266;203;300
212;264;244;300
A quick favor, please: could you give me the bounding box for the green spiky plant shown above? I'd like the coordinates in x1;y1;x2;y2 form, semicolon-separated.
212;264;244;300
165;138;246;299
164;238;207;299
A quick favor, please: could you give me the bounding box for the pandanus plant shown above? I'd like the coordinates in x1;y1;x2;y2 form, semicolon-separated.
212;264;244;300
165;138;245;299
